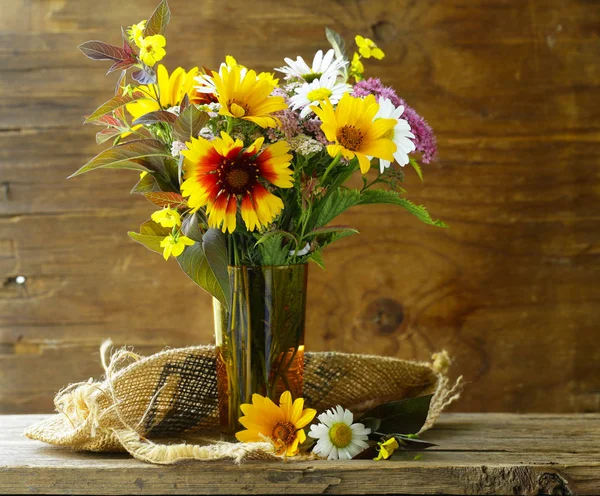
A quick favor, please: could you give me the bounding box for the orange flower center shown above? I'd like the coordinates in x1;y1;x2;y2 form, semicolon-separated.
337;125;363;151
271;420;297;453
216;157;258;195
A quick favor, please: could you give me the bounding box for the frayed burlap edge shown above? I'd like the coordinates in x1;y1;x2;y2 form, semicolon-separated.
25;342;462;464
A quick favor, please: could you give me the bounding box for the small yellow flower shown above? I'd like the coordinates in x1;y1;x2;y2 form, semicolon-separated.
355;35;385;60
160;232;194;260
151;207;181;228
127;20;146;47
374;437;399;460
349;52;364;81
258;71;279;88
236;391;316;457
139;35;166;67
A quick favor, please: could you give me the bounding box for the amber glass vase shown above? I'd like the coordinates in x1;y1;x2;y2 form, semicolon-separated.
213;264;308;435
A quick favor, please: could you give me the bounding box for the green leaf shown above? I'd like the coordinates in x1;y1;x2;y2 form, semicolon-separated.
309;188;361;230
409;157;424;182
96;127;121;145
258;234;288;266
173;105;209;142
303;225;359;241
255;230;298;249
69;139;171;178
180;212;204;242
307;249;325;269
132;110;178;126
131;172;161;193
127;219;170;254
325;28;348;78
359;190;447;227
176;229;230;309
202;229;230;309
360;395;433;435
391;434;437;451
84;92;144;123
143;0;171;37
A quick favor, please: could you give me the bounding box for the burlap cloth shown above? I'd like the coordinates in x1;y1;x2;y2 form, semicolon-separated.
25;341;462;464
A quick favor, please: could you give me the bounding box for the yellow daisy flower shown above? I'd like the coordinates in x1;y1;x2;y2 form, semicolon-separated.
349;52;365;81
355;35;385;60
181;132;293;233
151;207;181;228
160;232;194;261
126;65;201;120
127;20;146;47
311;93;397;174
236;391;316;457
138;34;166;67
211;65;287;128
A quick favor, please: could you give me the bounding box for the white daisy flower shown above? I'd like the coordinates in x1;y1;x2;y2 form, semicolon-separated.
276;49;347;82
374;97;416;173
289;75;352;118
308;405;371;460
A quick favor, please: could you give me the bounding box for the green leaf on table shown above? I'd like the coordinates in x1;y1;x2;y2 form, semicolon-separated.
392;434;437;451
143;0;171;37
359;190;447;228
360;395;433;435
84;92;145;123
69;139;171;178
173;105;209;142
177;229;230;309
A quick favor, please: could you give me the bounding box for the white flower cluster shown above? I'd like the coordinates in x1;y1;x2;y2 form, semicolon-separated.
288;134;323;155
170;140;187;157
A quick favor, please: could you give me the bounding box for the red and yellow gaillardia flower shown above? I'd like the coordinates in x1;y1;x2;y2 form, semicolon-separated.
181;132;293;233
126;64;203;120
211;65;287;128
236;391;316;457
311;93;397;174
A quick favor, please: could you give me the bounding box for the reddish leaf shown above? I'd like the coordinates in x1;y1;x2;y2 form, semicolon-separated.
79;41;127;61
96;127;121;144
143;0;171;37
132;110;178;126
143;191;187;209
173;105;209;141
85;114;121;128
107;58;136;75
85;91;145;123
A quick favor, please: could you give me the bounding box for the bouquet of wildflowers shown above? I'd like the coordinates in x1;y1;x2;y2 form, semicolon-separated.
72;0;444;307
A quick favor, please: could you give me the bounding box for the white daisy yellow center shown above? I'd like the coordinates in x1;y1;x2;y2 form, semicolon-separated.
302;72;322;83
329;422;353;448
307;87;333;102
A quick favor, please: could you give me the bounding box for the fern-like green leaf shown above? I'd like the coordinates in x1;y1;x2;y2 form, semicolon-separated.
359;190;447;227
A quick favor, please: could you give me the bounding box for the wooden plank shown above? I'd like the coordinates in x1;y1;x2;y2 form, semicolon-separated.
1;0;600;415
1;414;599;494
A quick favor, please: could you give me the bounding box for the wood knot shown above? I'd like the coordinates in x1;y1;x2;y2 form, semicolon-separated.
372;21;398;43
363;298;405;335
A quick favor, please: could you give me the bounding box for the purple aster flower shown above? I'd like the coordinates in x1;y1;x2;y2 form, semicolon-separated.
353;78;437;163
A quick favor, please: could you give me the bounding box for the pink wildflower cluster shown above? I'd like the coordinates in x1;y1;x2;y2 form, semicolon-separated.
353;78;437;163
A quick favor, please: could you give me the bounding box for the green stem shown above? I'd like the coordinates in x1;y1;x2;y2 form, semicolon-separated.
321;152;342;182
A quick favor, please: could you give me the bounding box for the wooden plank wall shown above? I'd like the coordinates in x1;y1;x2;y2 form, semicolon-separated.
0;0;599;414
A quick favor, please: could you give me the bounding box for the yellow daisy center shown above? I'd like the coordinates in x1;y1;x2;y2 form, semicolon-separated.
271;421;297;450
329;422;353;448
307;87;333;102
337;125;364;151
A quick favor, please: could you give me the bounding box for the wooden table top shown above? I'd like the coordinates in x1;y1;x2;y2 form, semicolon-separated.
1;413;599;495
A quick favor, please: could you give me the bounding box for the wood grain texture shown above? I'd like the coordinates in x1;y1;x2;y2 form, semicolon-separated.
1;0;600;413
2;413;600;494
